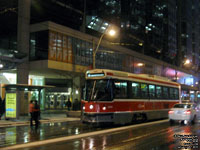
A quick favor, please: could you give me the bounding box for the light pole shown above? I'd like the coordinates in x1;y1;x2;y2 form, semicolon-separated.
93;29;116;69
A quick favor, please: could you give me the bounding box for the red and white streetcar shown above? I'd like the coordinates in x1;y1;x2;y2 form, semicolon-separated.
81;69;181;125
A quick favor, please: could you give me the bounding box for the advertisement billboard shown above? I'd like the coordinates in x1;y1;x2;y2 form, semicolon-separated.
5;93;17;118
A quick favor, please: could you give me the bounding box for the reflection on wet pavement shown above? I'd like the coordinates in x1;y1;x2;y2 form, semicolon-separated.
0;121;104;148
1;120;200;150
24;121;200;150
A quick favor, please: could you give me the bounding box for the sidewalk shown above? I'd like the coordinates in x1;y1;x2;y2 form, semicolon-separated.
0;111;81;127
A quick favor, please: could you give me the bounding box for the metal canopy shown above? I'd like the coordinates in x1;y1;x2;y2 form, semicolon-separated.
3;84;55;91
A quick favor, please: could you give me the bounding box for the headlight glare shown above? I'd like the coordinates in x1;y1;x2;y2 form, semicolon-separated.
89;105;94;109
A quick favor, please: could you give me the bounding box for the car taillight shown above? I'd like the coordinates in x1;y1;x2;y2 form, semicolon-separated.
168;110;174;114
184;110;191;115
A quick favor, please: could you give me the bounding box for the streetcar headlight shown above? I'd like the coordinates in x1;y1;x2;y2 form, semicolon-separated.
102;106;106;110
89;105;94;109
83;106;85;110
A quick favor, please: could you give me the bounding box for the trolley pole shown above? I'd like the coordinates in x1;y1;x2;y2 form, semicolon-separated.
93;33;106;69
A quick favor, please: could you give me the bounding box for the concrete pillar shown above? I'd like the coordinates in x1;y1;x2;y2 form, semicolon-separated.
41;88;46;110
17;0;31;116
72;76;81;110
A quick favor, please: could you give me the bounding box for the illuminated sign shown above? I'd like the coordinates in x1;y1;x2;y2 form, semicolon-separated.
87;73;105;77
6;93;17;118
185;77;194;85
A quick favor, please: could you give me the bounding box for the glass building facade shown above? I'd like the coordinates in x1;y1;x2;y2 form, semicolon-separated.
30;30;127;71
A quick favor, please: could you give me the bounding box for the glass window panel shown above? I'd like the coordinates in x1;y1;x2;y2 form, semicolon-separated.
174;88;179;99
81;41;86;56
169;88;174;99
75;38;81;64
114;81;128;98
75;38;81;56
163;87;169;99
149;85;155;99
85;42;90;65
156;86;162;99
141;83;148;98
72;37;76;55
131;82;140;98
169;88;179;100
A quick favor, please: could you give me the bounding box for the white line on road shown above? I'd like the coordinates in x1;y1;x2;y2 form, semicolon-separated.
0;119;169;150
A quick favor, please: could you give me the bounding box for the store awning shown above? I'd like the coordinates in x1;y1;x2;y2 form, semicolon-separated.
2;84;55;91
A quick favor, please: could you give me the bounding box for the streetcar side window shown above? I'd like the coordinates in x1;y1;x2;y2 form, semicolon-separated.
169;88;179;100
156;86;162;99
174;88;179;99
114;80;128;98
169;88;175;99
141;83;148;99
149;84;155;99
163;87;169;99
131;82;140;98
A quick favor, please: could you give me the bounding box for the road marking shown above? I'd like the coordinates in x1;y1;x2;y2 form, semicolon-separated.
0;119;169;150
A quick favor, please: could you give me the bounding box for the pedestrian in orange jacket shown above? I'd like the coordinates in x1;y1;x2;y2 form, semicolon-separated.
33;100;40;127
29;100;34;126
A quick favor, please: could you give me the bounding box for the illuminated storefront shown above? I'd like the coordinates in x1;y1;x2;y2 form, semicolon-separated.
0;73;74;110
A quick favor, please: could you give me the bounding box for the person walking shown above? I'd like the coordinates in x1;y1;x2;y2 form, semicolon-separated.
29;100;34;126
33;100;40;127
66;98;71;111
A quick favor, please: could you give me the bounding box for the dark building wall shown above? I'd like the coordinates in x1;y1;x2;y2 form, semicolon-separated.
191;0;200;71
0;0;18;54
85;0;200;70
176;0;200;70
86;0;178;63
1;0;200;71
31;0;84;30
162;0;177;64
120;0;146;53
145;0;165;58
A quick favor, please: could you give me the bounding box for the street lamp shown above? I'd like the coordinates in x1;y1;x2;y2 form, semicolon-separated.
93;28;116;69
0;63;3;69
184;59;190;65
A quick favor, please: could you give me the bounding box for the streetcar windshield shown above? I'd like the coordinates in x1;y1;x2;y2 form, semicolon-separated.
84;79;114;101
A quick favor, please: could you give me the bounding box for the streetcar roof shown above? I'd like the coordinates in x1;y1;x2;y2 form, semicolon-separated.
86;69;180;87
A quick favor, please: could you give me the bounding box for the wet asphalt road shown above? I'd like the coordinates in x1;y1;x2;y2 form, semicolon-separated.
0;121;106;148
20;121;200;150
1;120;200;150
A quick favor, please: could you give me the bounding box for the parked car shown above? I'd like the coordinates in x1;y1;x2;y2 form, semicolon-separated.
168;103;198;124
